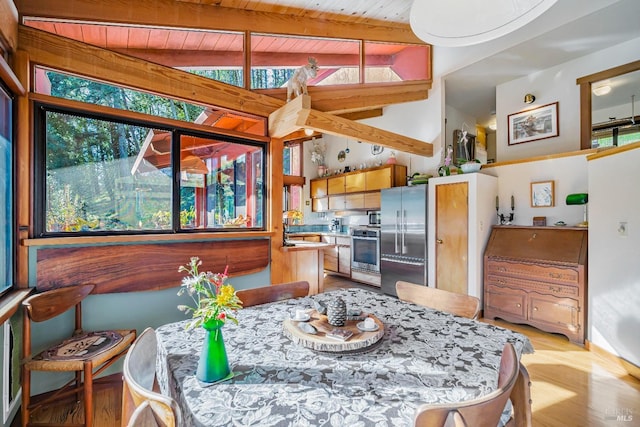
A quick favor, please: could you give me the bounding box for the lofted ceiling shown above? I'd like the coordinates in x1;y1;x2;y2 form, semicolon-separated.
20;0;640;134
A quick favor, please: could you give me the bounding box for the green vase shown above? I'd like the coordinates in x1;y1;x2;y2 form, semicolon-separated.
196;319;231;383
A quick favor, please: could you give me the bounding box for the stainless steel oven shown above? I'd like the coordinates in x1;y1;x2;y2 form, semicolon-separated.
351;226;380;273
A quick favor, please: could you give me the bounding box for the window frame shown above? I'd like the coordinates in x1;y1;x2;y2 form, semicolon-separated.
0;82;14;295
33;101;267;237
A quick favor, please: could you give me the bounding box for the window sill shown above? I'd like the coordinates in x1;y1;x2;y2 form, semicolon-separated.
22;231;274;247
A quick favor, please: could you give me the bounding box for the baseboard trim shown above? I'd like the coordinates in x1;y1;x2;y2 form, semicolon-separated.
586;340;640;380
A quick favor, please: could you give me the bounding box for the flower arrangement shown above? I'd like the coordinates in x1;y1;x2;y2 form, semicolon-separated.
177;257;243;330
310;139;326;166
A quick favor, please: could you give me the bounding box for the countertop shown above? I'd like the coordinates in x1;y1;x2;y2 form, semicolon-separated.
280;240;333;252
286;231;350;238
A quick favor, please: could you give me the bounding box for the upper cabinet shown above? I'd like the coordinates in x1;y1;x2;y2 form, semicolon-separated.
310;165;406;212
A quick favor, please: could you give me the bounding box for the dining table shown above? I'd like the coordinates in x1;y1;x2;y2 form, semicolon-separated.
155;288;534;426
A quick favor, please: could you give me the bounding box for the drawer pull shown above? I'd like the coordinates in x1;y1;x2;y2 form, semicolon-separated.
549;286;561;293
516;303;521;308
436;239;444;244
533;307;539;311
497;267;507;272
497;279;506;285
549;273;561;279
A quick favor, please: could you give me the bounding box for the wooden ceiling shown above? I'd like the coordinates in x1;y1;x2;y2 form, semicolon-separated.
175;0;412;26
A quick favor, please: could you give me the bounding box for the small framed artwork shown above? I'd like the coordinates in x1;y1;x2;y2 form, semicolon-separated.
508;102;559;145
530;180;555;207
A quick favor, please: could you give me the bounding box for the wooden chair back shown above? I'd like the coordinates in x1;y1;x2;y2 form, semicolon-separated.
236;280;310;307
126;401;161;427
414;343;519;427
122;328;181;427
395;281;481;319
22;284;136;427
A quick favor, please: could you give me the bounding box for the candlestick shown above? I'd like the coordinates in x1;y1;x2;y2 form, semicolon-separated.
511;195;514;210
496;195;499;210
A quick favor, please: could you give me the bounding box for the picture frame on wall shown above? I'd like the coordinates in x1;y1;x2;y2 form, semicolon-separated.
530;180;555;207
508;102;559;145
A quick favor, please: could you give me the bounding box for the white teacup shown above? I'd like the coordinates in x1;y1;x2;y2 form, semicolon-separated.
364;317;376;329
295;309;307;320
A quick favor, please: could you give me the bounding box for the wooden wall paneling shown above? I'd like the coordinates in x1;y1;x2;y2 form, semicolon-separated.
18;26;284;118
14;0;424;44
36;240;270;293
14;50;30;287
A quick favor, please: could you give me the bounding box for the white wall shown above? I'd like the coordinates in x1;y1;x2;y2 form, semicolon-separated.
587;145;640;367
496;36;640;162
484;153;590;227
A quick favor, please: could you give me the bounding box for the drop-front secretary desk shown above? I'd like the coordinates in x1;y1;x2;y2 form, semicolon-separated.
483;225;587;344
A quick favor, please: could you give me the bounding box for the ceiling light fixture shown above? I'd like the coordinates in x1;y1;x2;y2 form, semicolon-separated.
410;0;558;47
304;128;314;136
592;85;611;96
524;94;536;104
489;122;497;131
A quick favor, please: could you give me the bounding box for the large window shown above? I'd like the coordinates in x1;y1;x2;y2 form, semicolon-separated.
34;105;265;236
0;84;12;293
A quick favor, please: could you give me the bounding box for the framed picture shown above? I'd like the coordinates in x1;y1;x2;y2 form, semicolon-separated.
508;102;559;145
530;180;555;207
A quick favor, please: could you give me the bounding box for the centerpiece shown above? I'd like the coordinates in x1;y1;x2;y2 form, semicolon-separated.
177;257;243;383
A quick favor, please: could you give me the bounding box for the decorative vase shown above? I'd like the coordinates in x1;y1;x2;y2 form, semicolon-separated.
196;319;231;383
327;297;347;326
317;165;327;177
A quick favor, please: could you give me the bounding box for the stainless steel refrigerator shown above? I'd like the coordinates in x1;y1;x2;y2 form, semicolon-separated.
380;185;428;296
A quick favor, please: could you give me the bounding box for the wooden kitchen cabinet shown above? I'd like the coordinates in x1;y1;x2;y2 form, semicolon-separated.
483;225;587;344
365;165;406;191
311;178;328;198
322;236;351;277
345;173;365;193
327;176;345;195
310;165;405;212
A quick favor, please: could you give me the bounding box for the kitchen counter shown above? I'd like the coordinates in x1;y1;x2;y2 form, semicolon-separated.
281;240;333;251
279;241;327;294
286;231;350;238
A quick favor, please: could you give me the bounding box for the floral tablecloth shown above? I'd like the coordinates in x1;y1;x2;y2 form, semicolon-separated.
156;288;534;426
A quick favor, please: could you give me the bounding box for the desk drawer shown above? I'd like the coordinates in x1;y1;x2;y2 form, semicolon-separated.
486;275;579;298
486;259;580;285
529;293;580;332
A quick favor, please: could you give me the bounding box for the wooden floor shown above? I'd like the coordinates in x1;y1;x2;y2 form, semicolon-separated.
18;275;640;426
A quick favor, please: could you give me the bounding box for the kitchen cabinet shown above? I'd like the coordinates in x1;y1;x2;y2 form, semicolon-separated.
345;173;365;193
310;165;406;212
427;173;498;300
483;226;587;344
311;179;328;198
327;176;345;195
322;236;351;277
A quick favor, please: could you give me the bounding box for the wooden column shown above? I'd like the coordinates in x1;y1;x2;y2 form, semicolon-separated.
269;137;286;284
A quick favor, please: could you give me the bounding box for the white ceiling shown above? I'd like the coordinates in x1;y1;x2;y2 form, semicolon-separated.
441;0;640;129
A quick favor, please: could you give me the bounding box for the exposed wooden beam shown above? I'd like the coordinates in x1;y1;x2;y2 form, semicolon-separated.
14;0;425;44
0;0;18;52
338;108;383;121
268;94;310;139
269;95;433;157
258;81;431;115
303;109;433;157
19;25;284;118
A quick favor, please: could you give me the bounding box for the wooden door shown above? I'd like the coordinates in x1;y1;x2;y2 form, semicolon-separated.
435;182;468;295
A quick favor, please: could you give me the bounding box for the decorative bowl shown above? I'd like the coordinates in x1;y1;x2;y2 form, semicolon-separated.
460;162;481;173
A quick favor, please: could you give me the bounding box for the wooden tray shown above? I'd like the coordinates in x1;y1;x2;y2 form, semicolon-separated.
283;310;384;353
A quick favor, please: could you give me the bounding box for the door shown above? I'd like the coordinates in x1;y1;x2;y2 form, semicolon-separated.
435;182;468;295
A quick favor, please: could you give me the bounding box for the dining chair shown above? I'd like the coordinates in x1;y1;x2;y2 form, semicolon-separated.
21;284;136;427
413;342;519;427
395;281;481;319
121;327;182;427
236;280;310;307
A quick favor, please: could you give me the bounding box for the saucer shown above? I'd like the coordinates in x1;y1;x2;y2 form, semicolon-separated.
357;321;379;332
292;313;310;322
